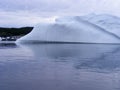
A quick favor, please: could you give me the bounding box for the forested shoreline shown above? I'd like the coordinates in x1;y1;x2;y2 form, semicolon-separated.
0;27;33;41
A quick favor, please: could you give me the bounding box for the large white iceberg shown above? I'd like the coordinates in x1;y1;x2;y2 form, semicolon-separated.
17;15;120;43
82;14;120;38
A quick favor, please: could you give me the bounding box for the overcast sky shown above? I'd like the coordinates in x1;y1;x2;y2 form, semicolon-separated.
0;0;120;27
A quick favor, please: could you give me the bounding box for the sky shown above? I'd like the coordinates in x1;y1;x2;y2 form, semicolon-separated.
0;0;120;27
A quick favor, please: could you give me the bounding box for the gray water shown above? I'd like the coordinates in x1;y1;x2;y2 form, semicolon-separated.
0;43;120;90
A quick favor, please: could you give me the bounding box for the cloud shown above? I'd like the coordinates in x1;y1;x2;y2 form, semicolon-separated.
0;10;56;27
0;0;120;15
0;0;120;27
0;0;69;12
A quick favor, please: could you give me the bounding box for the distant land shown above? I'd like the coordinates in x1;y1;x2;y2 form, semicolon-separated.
0;27;33;41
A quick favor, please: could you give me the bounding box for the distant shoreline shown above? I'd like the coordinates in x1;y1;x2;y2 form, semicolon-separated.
0;27;33;41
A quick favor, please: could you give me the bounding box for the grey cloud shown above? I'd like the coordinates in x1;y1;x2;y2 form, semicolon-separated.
3;0;120;15
1;0;120;15
0;0;70;12
0;0;120;27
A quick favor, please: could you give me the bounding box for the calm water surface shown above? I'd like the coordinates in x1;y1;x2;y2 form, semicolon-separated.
0;43;120;90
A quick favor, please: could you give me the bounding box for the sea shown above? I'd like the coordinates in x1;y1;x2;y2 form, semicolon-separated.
0;42;120;90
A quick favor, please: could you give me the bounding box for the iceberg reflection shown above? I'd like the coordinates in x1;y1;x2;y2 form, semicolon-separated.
20;43;120;72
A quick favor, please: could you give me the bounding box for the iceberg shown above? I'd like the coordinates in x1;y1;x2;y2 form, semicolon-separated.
17;15;120;44
82;14;120;38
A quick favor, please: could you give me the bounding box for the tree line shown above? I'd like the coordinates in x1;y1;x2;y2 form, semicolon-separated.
0;27;33;37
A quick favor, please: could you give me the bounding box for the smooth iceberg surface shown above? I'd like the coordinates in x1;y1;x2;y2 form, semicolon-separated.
17;15;120;43
83;14;120;38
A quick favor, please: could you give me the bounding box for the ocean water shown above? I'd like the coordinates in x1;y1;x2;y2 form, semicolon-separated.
0;43;120;90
